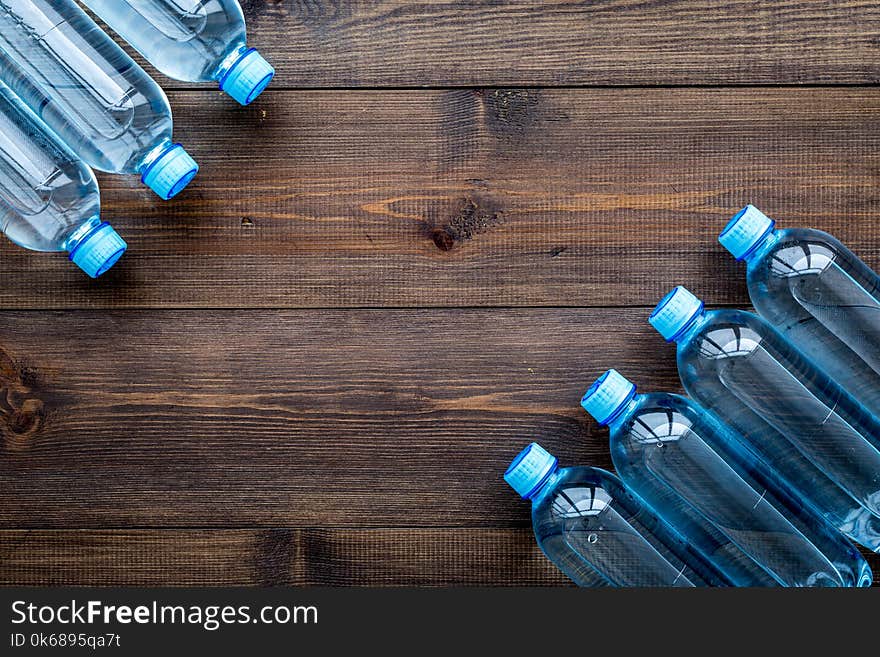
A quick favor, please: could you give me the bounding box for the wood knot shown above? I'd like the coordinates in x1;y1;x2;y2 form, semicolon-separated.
0;346;46;450
429;198;505;251
482;89;542;139
3;398;43;450
430;227;456;251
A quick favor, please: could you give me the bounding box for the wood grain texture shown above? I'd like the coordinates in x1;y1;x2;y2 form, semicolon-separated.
7;306;875;584
4;2;880;589
0;529;568;586
0;308;657;528
2;88;880;309
231;1;880;87
1;529;875;586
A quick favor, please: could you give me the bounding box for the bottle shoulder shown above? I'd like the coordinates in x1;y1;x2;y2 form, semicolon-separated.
610;393;709;449
676;308;788;369
748;227;858;278
611;392;693;430
633;391;690;410
537;465;617;494
532;466;632;524
679;308;767;345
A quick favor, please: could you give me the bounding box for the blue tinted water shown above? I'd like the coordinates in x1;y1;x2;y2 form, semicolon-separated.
81;0;273;105
505;444;728;586
582;374;870;587
737;223;880;427
0;80;124;276
659;296;880;552
0;0;197;198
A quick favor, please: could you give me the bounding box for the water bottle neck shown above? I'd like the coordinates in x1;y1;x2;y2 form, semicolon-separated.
63;215;103;253
606;394;640;431
741;227;779;264
137;139;176;176
212;44;250;83
670;308;708;344
527;465;561;503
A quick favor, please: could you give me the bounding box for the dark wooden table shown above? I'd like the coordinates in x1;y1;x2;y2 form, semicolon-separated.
1;1;879;586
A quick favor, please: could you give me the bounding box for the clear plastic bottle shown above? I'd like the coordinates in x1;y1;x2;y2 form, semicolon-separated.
650;285;880;552
80;0;274;106
0;0;197;199
504;443;729;587
0;80;125;277
720;204;880;422
581;369;871;587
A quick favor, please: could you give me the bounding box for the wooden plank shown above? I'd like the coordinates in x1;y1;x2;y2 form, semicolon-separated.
0;529;875;586
0;307;672;527
233;1;880;87
2;87;880;309
0;529;567;586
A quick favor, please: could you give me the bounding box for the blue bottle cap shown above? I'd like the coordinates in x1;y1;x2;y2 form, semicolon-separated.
649;285;704;341
219;48;275;106
504;443;558;500
581;369;637;425
141;143;198;200
719;205;775;260
68;222;126;278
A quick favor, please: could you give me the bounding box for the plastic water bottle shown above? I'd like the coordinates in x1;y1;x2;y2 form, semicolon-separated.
581;369;871;587
720;204;880;421
650;285;880;552
80;0;274;106
0;81;125;277
0;0;197;199
504;443;729;587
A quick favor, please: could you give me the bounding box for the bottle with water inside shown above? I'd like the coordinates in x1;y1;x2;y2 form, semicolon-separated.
581;369;871;587
81;0;274;106
505;442;728;586
0;0;198;199
649;285;880;552
0;80;125;277
720;204;880;421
